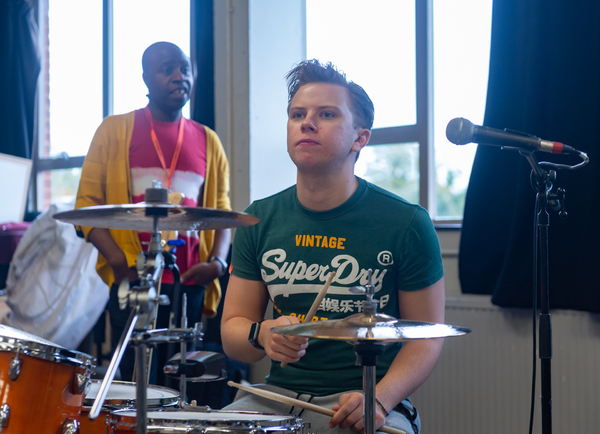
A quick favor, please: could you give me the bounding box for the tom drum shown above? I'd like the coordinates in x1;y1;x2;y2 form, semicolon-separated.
0;324;94;433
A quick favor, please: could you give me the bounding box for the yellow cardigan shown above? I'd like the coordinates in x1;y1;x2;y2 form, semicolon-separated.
74;111;231;317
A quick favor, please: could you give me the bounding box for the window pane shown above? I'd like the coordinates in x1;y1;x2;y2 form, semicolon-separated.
355;143;420;205
37;168;82;210
113;0;190;117
306;0;416;128
47;0;103;158
433;0;493;219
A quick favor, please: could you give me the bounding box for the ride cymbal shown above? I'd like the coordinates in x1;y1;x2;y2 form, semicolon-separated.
54;203;259;231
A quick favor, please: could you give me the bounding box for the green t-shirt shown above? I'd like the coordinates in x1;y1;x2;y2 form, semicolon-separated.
231;177;444;396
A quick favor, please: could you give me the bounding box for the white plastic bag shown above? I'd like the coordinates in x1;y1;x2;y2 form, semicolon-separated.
5;204;108;349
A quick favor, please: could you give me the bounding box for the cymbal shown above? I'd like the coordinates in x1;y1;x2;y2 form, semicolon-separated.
53;203;259;231
271;313;471;343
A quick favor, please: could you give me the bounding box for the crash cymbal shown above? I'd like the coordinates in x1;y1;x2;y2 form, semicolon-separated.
53;203;259;231
271;313;470;343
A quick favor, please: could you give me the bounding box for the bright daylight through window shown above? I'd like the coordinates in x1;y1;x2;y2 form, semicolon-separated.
42;0;189;209
306;0;493;220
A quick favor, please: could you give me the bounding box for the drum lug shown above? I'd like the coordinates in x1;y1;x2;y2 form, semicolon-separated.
9;355;22;381
0;404;10;431
61;418;80;434
74;372;90;395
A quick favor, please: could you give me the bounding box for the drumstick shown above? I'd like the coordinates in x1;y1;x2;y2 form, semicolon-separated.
281;271;335;368
227;381;406;434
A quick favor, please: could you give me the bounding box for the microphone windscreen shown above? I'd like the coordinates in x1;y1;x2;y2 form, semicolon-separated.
446;117;475;145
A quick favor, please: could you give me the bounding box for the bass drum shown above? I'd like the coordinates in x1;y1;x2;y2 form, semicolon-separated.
107;409;305;433
0;324;94;433
80;381;180;434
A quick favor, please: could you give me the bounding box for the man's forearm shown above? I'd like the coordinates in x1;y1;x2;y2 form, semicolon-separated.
375;338;444;412
88;228;128;268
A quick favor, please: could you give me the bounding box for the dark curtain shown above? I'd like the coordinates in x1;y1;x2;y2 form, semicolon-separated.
0;0;40;159
190;0;215;130
459;0;600;312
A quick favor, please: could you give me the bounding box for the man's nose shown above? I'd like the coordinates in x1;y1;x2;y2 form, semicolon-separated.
301;116;317;132
172;69;186;82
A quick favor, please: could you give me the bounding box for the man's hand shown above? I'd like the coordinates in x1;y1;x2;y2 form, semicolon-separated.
180;260;222;286
262;316;309;363
329;392;387;433
112;263;138;284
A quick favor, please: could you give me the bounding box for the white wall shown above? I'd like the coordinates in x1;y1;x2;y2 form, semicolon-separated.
214;0;303;212
248;0;303;202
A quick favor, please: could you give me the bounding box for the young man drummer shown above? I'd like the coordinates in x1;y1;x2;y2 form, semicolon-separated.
221;60;445;434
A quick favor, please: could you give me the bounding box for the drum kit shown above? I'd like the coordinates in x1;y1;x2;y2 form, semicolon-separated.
0;184;470;434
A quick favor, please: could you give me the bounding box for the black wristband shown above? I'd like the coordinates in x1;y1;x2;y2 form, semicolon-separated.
248;320;265;350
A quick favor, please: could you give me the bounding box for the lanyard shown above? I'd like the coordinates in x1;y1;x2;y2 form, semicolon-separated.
144;106;185;189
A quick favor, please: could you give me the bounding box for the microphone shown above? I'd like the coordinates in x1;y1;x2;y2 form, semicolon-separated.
446;117;577;154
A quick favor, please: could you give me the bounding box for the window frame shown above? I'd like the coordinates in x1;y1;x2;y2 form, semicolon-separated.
31;0;195;212
33;0;460;224
362;0;439;220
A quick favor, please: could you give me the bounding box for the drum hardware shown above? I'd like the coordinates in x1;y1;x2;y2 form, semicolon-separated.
0;404;9;429
61;418;79;434
8;349;22;380
65;184;259;434
272;269;471;434
75;372;91;395
163;350;227;382
179;401;212;413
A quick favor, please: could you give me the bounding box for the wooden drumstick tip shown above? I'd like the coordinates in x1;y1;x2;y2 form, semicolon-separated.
280;271;336;369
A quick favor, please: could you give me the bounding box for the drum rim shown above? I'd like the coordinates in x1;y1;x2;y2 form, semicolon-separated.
107;408;303;430
83;381;180;409
0;335;95;368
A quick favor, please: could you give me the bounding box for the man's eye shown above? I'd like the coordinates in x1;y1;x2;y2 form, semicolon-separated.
291;112;303;119
322;112;334;118
164;68;173;75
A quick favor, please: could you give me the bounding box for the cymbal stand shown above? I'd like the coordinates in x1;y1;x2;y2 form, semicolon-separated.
90;187;171;434
179;293;188;403
349;269;385;434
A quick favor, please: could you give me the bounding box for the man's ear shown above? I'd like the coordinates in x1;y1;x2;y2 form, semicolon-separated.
352;128;371;152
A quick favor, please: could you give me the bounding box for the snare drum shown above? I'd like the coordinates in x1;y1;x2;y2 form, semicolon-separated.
107;409;305;433
0;324;94;433
80;381;180;434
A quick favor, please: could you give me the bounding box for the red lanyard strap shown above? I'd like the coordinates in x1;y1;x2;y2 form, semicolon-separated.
144;106;185;189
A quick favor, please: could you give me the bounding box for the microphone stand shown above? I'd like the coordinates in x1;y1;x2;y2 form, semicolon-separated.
520;150;567;434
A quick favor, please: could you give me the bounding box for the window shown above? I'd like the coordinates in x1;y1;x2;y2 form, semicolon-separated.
306;0;493;221
36;0;190;210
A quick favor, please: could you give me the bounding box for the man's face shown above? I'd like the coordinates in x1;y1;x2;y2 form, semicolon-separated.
143;45;193;113
287;82;369;174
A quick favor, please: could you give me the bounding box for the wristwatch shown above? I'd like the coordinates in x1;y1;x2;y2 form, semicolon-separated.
248;320;265;350
210;256;228;274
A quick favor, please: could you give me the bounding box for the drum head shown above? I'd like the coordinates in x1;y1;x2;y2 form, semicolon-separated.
0;324;95;368
84;381;180;409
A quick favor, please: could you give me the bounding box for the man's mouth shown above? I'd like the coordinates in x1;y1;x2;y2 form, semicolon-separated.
297;139;318;146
